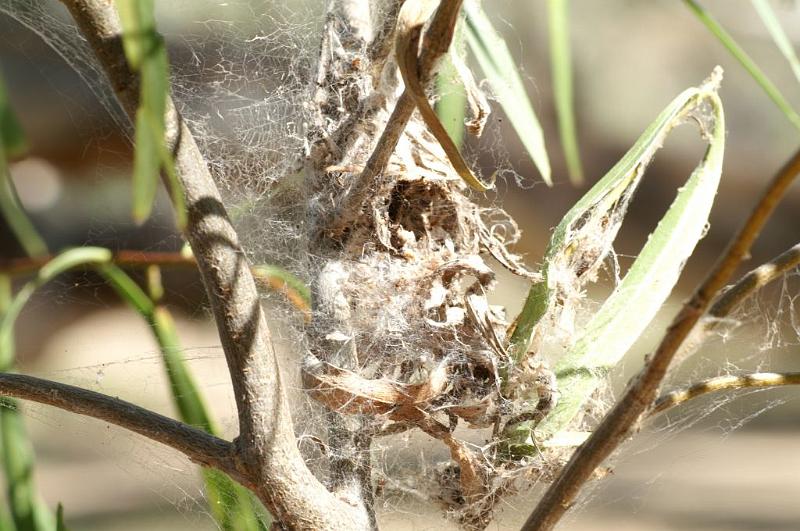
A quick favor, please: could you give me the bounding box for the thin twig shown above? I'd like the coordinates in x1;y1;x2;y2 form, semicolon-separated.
57;1;367;528
0;373;240;478
709;242;800;319
649;371;800;416
0;251;196;276
329;0;465;237
523;146;800;531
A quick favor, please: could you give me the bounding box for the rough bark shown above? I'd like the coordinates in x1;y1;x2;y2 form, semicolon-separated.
58;0;372;528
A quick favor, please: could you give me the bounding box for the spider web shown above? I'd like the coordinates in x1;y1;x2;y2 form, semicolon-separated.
1;1;800;530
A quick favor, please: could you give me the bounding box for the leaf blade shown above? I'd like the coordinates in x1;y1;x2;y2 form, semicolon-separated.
751;0;800;85
548;0;583;185
464;1;552;185
506;71;726;452
684;0;800;132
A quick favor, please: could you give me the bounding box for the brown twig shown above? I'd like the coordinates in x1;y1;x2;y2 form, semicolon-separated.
709;242;800;319
0;373;241;478
0;251;197;277
329;0;465;236
522;146;800;531
56;1;367;528
649;371;800;416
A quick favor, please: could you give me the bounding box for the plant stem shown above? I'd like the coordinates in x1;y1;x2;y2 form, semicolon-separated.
522;145;800;530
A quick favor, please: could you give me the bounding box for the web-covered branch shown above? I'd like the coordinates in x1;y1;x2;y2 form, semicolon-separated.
55;1;370;528
0;373;239;476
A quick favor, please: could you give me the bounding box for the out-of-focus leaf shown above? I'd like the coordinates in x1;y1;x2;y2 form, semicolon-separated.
55;504;68;531
252;264;312;320
0;75;26;159
548;0;583;185
684;0;800;131
464;1;552;185
0;75;47;259
1;248;268;530
0;158;48;259
116;0;186;228
506;70;726;453
0;248;112;353
751;0;800;85
0;275;55;531
97;263;269;530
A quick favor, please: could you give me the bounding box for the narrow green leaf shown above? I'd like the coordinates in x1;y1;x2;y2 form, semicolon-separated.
55;504;68;531
751;0;800;85
0;248;112;355
0;75;26;160
0;155;48;259
0;74;47;258
97;264;269;530
131;111;159;224
684;0;800;132
0;403;56;531
116;0;155;70
117;0;186;228
0;504;15;531
506;71;726;452
464;1;552;185
0;276;55;531
548;0;583;185
436;53;467;150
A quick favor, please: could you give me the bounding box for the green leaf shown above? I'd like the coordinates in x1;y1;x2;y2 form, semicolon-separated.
751;0;800;85
116;0;156;70
0;156;48;259
0;248;112;358
548;0;583;185
506;70;726;452
116;0;186;228
684;0;800;132
0;75;26;160
0;402;56;531
131;110;160;224
96;264;269;530
0;74;47;258
1;249;268;530
436;52;467;150
0;276;56;531
464;1;552;185
55;504;67;531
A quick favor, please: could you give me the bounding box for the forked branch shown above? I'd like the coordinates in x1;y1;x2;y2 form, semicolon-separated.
523;146;800;530
55;1;368;528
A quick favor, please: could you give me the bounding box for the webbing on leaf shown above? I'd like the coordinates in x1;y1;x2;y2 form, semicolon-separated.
505;68;726;453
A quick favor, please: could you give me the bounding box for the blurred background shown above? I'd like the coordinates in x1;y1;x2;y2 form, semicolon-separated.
1;0;800;529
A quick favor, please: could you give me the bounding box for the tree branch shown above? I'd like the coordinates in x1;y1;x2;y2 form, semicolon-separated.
0;373;240;477
709;242;800;319
523;145;800;530
649;371;800;416
0;251;196;277
56;1;367;528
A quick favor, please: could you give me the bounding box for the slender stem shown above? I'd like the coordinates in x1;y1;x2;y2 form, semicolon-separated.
0;373;240;479
709;242;800;319
523;146;800;530
329;0;465;237
650;371;800;416
57;1;366;528
0;250;196;276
